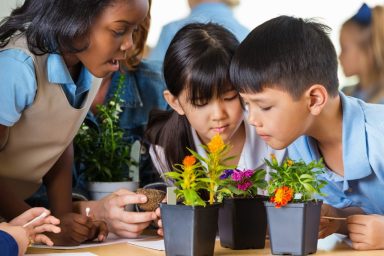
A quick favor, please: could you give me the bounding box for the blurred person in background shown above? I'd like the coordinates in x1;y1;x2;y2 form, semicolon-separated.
339;3;384;103
148;0;249;62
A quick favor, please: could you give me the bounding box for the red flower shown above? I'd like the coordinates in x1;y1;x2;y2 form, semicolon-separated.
270;186;294;208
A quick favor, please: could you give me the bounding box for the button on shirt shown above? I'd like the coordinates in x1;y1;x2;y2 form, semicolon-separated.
0;49;92;127
288;92;384;214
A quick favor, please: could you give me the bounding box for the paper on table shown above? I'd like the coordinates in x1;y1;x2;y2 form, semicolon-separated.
31;234;165;251
25;253;97;256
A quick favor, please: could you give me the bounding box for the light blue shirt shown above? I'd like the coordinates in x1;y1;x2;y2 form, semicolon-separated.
0;49;92;126
288;92;384;214
148;2;249;61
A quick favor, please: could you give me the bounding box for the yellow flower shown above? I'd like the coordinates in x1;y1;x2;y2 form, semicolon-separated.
287;159;294;166
183;155;196;167
207;133;225;153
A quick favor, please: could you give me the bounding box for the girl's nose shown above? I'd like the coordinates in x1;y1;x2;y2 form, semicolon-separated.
120;34;133;52
211;101;227;121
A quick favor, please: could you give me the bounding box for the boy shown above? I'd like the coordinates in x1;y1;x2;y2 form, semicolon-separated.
229;15;384;250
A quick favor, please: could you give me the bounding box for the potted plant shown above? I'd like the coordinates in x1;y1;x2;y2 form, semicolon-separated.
74;74;139;203
160;134;232;256
264;154;327;255
218;168;268;249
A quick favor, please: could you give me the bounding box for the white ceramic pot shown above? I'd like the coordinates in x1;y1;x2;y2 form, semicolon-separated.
87;181;139;211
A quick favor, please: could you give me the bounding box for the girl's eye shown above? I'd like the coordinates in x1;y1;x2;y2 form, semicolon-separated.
260;106;272;111
224;94;239;101
112;30;126;37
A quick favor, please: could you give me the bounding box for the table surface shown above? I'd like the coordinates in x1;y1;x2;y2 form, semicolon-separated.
27;234;384;256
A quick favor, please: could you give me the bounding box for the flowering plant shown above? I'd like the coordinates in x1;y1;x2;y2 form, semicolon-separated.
265;154;327;208
219;168;267;198
165;133;234;206
165;155;207;206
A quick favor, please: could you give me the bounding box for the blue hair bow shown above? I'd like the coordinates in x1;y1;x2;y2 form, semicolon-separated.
352;3;371;25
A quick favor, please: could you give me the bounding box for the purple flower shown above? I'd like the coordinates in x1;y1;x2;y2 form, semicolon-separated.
231;170;243;181
243;169;254;178
237;181;252;191
220;169;234;180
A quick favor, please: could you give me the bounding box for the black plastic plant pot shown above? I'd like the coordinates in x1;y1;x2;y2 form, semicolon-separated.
160;203;220;256
218;196;267;249
264;200;323;255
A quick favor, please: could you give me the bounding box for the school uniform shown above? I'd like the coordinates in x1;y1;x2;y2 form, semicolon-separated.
288;92;384;214
0;35;101;199
0;230;18;256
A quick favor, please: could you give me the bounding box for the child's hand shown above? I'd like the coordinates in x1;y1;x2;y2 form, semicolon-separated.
319;204;343;238
48;212;93;246
94;189;157;238
154;207;163;236
88;220;108;242
9;207;61;246
347;214;384;250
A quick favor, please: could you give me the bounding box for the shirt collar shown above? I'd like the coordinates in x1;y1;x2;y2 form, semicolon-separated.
46;53;74;84
340;92;371;181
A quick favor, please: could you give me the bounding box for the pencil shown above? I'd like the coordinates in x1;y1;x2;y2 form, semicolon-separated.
22;211;48;228
85;207;90;217
321;216;347;220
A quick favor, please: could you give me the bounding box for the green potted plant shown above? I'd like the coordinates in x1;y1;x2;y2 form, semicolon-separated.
74;74;139;202
160;133;232;256
218;168;268;249
264;154;327;255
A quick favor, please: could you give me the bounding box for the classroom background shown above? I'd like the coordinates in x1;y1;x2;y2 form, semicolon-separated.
1;0;382;87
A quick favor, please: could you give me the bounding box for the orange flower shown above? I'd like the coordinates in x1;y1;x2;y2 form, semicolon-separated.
270;186;294;208
287;159;294;166
183;155;196;167
207;133;225;153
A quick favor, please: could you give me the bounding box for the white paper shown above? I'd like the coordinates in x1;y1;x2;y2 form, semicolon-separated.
26;253;97;256
30;234;165;251
127;236;165;251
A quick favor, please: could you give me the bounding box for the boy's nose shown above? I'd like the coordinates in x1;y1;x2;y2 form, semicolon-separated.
247;113;262;127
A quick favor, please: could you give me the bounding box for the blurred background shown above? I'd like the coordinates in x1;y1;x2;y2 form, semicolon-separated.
1;0;383;87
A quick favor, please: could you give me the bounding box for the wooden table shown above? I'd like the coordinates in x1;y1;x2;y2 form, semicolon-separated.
27;234;384;256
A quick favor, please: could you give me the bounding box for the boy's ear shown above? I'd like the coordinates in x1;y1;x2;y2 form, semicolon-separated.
163;90;185;115
305;84;328;116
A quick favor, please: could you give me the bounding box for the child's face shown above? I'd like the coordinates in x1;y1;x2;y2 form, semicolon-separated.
339;25;367;77
73;0;148;78
178;89;244;145
240;88;310;150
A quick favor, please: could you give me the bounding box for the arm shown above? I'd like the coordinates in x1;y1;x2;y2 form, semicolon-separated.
319;204;365;238
43;142;100;245
0;225;26;256
43;142;74;216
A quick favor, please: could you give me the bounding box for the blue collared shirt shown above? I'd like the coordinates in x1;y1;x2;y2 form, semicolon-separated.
148;2;249;61
288;92;384;214
0;49;92;126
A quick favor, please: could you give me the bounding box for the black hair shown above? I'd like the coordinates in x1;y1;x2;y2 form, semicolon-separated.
146;22;239;174
230;15;339;99
0;0;116;55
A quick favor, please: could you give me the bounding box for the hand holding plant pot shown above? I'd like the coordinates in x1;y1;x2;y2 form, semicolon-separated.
264;154;327;255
